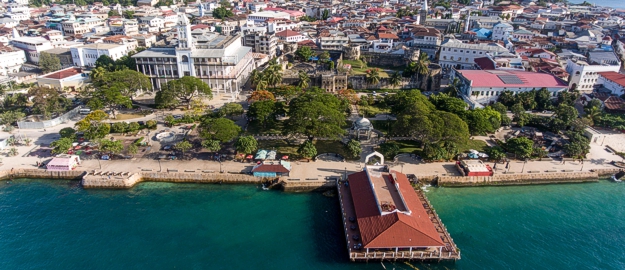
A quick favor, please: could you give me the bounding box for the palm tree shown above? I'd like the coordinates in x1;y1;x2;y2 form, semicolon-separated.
256;80;269;91
90;67;106;81
389;71;402;89
297;70;310;89
445;78;461;97
584;106;602;125
365;68;381;87
414;52;430;86
263;65;282;87
250;69;262;88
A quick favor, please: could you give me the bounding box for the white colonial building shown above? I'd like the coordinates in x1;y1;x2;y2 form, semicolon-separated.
0;47;26;75
597;72;625;96
439;38;510;69
11;36;54;64
132;14;255;96
247;11;291;23
565;59;620;93
70;43;131;67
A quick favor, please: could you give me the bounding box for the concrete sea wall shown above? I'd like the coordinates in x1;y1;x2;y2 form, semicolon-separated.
437;171;600;187
81;171;266;189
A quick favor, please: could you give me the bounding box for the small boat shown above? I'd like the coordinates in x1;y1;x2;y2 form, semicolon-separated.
261;183;270;190
611;171;625;182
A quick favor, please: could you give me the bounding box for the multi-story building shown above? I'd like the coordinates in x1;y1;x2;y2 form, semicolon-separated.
439;38;510;69
491;22;513;41
565;59;620;93
11;36;54;64
275;30;306;43
70;43;131;67
453;69;569;108
0;46;26;75
132;14;255;96
61;17;104;36
597;72;625;96
318;36;349;50
243;30;278;58
110;19;139;36
404;26;441;60
247;11;291;23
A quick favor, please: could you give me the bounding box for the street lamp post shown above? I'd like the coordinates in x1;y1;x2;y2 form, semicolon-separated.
521;159;528;173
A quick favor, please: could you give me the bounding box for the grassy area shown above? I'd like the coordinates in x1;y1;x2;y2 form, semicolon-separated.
359;105;390;117
394;140;422;154
458;140;488;153
257;139;356;160
371;120;395;135
343;59;403;78
115;113;144;120
246;120;285;135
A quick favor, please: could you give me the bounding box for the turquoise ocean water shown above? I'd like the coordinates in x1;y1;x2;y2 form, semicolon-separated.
1;179;625;270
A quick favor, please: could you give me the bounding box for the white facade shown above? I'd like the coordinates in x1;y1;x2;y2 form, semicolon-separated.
61;18;104;35
565;59;620;93
491;22;513;41
132;13;255;96
11;37;54;64
70;43;130;67
0;49;26;75
439;38;510;69
597;72;625;96
248;11;290;23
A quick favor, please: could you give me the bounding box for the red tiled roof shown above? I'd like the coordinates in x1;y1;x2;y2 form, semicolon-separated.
348;170;444;249
252;164;290;173
458;70;568;88
43;67;82;79
474;57;496;70
275;29;302;37
599;72;625;88
604;96;625;111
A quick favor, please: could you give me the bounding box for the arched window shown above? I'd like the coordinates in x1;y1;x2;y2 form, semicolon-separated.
181;55;189;62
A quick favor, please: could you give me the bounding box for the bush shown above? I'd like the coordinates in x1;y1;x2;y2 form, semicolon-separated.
127;122;140;133
111;122;128;133
134;137;144;145
145;120;157;129
59;127;76;138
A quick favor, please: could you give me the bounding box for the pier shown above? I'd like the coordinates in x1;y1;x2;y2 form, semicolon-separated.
338;180;460;261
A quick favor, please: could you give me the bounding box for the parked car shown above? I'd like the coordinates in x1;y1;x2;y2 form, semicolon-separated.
162;145;172;150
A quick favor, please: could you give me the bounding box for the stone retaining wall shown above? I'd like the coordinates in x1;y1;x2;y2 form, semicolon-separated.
437;172;599;187
82;171;267;189
1;169;86;180
282;180;336;192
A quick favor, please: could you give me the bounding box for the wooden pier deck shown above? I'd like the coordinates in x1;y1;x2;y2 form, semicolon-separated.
337;180;460;262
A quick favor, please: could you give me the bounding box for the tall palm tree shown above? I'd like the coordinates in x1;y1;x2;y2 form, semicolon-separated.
256;80;268;91
444;77;461;97
414;52;430;86
584;106;602;125
365;68;381;87
250;69;262;88
264;65;282;87
297;70;310;89
389;71;402;89
90;67;106;81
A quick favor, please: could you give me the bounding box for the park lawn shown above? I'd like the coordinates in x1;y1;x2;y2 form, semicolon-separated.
459;139;488;153
371;120;395;135
245;120;285;135
359;105;390;118
115;113;144;120
351;68;390;78
393;140;422;154
257;139;356;160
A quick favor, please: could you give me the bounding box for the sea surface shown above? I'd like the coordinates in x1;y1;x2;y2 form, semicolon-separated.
582;0;625;9
1;179;625;270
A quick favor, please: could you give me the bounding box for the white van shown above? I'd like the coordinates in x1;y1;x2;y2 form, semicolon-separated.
79;108;91;115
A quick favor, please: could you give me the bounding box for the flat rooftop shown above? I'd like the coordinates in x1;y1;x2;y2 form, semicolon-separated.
366;166;409;214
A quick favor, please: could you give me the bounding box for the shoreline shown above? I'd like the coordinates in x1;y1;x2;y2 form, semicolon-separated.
0;167;621;190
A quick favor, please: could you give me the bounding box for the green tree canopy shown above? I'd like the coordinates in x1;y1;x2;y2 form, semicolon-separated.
201;140;221;152
297;140;317;159
28;86;72;119
430;93;467;115
74;110;110;140
346;139;362;158
59;127;76;139
296;46;314;62
0;110;25;125
247;100;276;126
219;103;244;118
463;107;501;135
505;137;534;159
159;76;212;109
213;7;234;19
235;135;258;154
86;84;132;119
99;139;124;155
199;117;241;142
39;52;62;74
285;88;346;140
50;137;73;155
